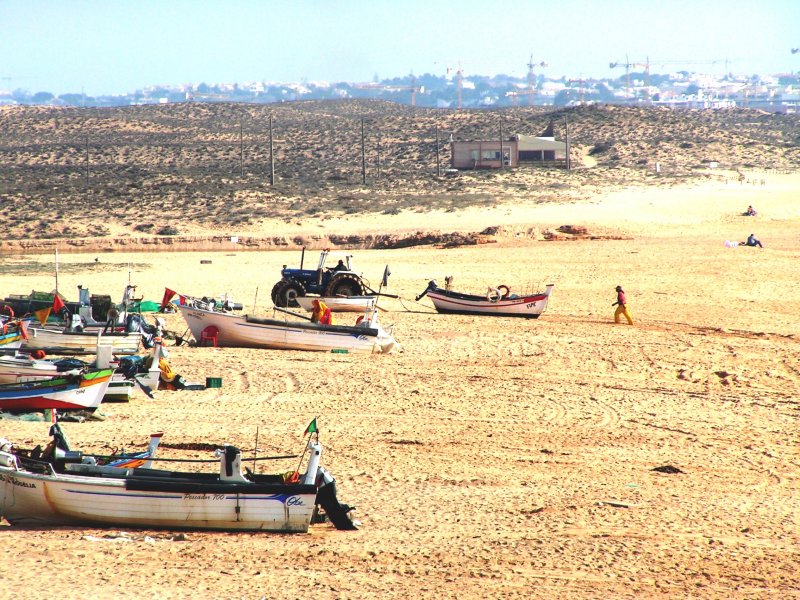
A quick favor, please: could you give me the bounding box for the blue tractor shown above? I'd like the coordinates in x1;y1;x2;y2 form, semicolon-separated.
271;249;367;307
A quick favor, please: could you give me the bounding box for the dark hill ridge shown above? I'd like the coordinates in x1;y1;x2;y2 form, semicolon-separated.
0;100;797;242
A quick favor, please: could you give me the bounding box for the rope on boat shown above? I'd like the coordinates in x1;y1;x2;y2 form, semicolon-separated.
86;453;299;464
398;296;438;314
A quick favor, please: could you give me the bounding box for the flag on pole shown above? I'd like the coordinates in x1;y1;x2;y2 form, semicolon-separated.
159;288;177;312
35;308;51;326
52;294;65;314
304;418;318;436
381;265;391;288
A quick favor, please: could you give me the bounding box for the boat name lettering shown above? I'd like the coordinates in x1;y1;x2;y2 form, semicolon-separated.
526;302;538;309
1;474;36;489
286;495;305;506
183;493;225;500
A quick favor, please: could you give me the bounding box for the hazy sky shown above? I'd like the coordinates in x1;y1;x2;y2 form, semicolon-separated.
2;0;798;95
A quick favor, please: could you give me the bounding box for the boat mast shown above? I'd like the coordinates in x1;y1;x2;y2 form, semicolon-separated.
54;247;59;295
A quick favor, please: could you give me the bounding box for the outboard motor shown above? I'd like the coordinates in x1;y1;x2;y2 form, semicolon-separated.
126;314;158;348
415;279;438;302
303;439;358;530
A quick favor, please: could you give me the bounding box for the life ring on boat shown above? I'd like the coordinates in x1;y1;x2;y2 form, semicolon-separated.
486;288;501;303
355;316;365;325
283;470;300;484
32;350;46;360
0;305;14;319
497;285;511;299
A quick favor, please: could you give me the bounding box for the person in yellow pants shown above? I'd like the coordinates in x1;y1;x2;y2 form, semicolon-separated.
612;285;634;325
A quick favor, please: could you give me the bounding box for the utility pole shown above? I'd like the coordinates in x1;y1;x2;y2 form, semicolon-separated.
269;115;274;185
239;120;244;177
499;118;503;170
376;132;381;180
360;118;366;185
564;116;571;171
435;126;441;177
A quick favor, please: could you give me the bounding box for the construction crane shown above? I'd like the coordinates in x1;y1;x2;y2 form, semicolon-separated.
525;55;548;106
444;62;464;109
609;55;649;99
567;78;587;104
0;75;36;92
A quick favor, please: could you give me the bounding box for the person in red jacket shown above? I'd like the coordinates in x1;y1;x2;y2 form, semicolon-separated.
612;285;634;325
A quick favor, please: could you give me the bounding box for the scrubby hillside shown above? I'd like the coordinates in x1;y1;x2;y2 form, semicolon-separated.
0;100;797;241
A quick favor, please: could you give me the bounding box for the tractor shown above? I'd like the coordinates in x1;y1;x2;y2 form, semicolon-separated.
271;248;368;307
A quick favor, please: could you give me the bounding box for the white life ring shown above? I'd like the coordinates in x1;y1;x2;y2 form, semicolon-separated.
486;287;501;302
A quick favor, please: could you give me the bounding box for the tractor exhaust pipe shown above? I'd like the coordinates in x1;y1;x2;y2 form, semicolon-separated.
300;247;305;270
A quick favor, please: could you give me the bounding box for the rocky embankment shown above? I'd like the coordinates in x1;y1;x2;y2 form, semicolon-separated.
0;229;501;255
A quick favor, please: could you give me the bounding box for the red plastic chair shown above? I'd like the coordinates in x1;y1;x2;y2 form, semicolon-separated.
200;325;219;347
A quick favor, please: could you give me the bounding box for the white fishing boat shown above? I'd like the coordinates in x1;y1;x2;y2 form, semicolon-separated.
416;280;555;318
177;296;396;354
22;326;142;355
295;295;377;313
0;423;357;533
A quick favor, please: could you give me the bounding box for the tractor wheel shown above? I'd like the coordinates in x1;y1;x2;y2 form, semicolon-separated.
325;273;365;297
273;280;306;308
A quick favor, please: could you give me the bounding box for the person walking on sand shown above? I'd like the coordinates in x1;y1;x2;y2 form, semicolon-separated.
612;285;634;325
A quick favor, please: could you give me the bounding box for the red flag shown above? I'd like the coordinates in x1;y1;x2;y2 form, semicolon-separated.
52;294;65;313
159;288;177;312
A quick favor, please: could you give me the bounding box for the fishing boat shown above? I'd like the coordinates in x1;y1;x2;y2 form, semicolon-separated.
416;280;555;318
0;339;163;403
0;423;357;533
0;369;113;411
295;295;377;313
0;318;28;352
21;326;143;355
176;295;396;354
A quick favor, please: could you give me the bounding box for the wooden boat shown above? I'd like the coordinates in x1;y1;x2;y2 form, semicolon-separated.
0;424;357;533
22;326;142;355
0;338;162;403
0;319;27;351
295;295;377;313
177;297;396;354
0;369;113;411
416;280;555;318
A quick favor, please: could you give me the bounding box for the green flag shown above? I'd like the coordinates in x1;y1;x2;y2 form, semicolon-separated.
304;418;317;435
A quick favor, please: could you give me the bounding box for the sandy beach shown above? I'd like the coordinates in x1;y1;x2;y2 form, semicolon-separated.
0;171;798;599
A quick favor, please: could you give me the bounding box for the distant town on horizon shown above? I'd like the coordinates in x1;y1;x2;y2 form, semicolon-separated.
3;65;799;113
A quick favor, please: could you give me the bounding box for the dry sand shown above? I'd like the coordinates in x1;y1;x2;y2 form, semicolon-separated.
0;172;798;599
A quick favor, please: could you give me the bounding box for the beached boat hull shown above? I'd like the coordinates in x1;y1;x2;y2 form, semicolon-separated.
295;295;377;313
22;327;141;355
0;369;112;411
0;435;356;533
178;304;395;354
426;284;554;318
0;469;317;531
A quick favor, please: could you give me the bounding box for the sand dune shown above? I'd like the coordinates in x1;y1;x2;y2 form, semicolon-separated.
1;167;798;598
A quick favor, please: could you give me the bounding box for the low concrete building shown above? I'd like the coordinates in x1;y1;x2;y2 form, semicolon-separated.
514;134;567;162
450;140;518;169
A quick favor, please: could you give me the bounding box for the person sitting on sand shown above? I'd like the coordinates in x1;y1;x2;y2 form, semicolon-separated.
744;205;757;216
743;233;763;248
